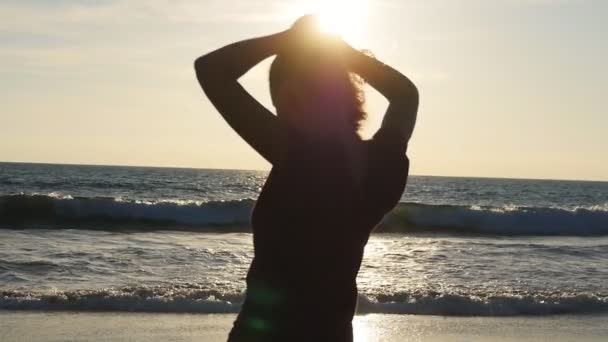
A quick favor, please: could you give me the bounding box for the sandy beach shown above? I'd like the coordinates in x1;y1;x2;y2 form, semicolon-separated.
2;311;607;341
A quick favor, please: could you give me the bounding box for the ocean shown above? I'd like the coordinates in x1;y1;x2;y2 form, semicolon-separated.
1;162;607;316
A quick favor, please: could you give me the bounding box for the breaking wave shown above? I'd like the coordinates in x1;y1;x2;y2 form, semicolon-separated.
2;286;607;316
1;194;607;236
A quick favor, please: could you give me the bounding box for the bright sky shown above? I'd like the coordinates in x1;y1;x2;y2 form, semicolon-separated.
1;0;606;181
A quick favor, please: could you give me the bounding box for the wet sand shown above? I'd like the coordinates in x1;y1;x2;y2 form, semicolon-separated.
2;311;608;341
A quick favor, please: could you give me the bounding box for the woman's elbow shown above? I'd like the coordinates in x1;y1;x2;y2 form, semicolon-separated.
402;76;419;103
195;57;222;92
194;57;211;81
410;84;420;106
389;82;419;107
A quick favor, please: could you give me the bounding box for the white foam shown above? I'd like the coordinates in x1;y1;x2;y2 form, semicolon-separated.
2;287;607;316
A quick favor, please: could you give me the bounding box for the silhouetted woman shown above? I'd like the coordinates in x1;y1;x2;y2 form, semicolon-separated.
195;16;418;342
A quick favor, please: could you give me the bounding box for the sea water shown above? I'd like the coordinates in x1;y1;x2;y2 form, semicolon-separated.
1;162;607;315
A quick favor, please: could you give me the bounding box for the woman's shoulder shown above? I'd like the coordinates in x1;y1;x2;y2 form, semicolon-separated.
364;126;409;209
366;126;409;167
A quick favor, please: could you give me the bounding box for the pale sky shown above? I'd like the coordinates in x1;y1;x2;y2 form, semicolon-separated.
1;0;606;181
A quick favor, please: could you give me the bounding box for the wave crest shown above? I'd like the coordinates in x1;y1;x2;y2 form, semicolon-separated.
2;286;607;316
383;203;608;235
1;194;607;236
0;194;253;228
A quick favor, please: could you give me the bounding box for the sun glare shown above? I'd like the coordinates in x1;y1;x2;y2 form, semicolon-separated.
289;0;369;43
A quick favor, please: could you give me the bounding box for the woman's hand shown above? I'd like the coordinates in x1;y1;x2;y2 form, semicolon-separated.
287;15;323;45
281;15;352;65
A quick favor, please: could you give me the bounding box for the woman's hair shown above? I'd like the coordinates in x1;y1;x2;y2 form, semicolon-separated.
269;53;367;132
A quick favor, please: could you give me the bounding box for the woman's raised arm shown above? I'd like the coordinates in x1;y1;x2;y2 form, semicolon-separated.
344;44;419;149
194;32;289;165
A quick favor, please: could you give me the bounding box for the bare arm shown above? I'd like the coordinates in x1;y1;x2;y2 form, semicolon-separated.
344;45;419;147
194;32;288;165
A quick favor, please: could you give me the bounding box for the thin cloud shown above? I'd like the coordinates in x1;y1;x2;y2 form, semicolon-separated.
0;0;289;33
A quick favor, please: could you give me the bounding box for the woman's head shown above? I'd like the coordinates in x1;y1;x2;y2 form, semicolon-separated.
269;18;366;138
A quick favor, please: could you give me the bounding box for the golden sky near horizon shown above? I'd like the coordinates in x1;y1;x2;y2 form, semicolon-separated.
1;0;607;181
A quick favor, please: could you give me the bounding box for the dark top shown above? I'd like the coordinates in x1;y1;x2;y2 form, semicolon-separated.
229;125;409;341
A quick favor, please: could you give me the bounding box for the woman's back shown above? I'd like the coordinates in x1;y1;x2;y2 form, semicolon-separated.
230;125;409;340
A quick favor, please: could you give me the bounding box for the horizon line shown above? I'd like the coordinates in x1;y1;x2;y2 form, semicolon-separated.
1;160;606;183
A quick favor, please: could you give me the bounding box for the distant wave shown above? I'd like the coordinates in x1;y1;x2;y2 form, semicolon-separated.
1;194;607;236
383;202;608;236
2;286;607;316
0;194;254;228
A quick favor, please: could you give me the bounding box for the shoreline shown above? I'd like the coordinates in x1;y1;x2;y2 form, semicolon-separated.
1;311;607;341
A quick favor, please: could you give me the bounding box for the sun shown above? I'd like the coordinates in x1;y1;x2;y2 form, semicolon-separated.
288;0;369;42
316;0;365;35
